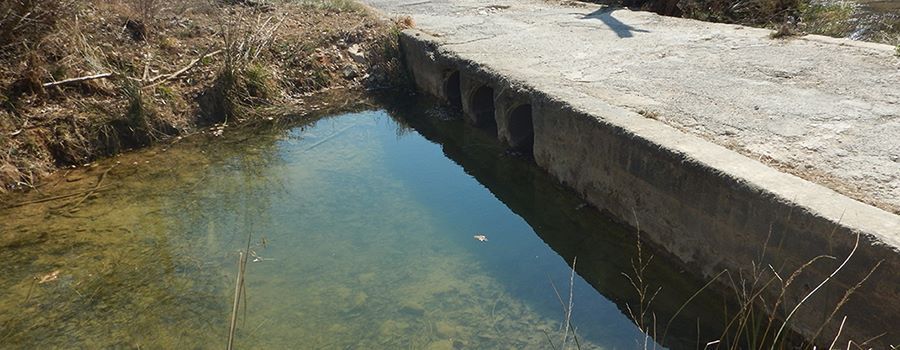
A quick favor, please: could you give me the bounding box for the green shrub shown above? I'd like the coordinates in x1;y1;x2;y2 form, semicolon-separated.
800;1;855;37
117;79;157;146
242;64;278;102
679;0;803;26
296;0;363;13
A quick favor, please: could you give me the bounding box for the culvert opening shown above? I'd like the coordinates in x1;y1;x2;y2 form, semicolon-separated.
444;71;462;110
471;86;497;132
508;104;534;154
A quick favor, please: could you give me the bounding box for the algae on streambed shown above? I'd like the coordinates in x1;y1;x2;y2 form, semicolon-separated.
1;106;665;349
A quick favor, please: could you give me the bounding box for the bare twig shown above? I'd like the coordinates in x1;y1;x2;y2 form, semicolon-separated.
68;164;117;212
42;73;114;87
142;62;150;82
23;278;37;304
543;329;558;350
304;124;357;151
548;274;567;313
144;49;222;88
3;185;114;209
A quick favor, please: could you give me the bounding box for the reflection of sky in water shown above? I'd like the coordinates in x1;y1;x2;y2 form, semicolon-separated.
0;109;666;349
239;112;655;349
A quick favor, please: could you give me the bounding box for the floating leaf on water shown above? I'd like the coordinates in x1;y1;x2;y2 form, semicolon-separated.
37;270;61;284
249;249;273;263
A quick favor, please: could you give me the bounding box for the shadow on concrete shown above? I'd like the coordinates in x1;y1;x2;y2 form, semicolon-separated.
581;9;650;38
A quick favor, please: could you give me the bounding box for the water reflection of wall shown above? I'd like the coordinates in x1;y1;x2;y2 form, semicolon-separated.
384;96;742;350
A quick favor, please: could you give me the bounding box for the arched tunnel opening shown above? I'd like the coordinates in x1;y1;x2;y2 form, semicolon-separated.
444;71;462;110
470;85;497;132
508;104;534;154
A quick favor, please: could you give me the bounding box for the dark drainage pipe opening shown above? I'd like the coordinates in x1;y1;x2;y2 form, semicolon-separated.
508;104;533;154
444;71;462;110
471;85;497;132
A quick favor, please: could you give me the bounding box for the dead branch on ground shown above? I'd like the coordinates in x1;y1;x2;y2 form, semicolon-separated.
42;73;114;87
144;49;223;88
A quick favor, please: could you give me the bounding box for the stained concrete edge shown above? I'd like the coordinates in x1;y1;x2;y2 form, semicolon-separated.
574;93;900;246
403;29;900;246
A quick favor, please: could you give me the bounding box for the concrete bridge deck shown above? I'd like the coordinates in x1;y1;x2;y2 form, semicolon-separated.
363;0;900;347
367;0;900;214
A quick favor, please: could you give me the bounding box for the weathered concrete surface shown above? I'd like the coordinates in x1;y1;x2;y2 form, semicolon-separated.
365;0;900;214
365;0;900;347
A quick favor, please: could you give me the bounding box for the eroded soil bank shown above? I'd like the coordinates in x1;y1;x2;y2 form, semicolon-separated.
0;0;410;193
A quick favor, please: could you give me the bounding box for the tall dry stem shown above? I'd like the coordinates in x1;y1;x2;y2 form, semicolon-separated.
227;232;253;350
623;209;661;350
560;257;577;349
770;232;860;348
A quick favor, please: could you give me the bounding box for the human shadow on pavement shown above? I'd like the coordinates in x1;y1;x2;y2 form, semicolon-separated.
581;9;650;38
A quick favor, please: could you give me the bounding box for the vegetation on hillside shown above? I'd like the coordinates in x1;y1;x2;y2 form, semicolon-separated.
572;0;899;44
0;0;411;192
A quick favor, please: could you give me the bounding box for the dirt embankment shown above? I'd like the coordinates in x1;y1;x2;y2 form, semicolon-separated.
0;0;411;193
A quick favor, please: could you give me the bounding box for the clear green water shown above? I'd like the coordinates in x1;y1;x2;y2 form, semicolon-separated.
0;100;725;349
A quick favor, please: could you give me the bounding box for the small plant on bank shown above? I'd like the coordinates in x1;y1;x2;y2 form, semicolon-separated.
115;79;161;147
367;20;413;88
242;64;279;102
200;10;285;123
297;0;364;13
770;21;800;39
798;1;855;38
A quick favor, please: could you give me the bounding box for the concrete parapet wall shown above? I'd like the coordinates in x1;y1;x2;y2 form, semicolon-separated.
400;30;900;346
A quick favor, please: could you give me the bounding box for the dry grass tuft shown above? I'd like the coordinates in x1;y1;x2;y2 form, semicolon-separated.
620;224;882;349
396;15;416;29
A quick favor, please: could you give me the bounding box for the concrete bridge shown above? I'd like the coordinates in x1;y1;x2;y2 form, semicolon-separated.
362;0;900;346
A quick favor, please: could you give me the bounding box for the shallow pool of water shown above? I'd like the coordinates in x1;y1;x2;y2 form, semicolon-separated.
1;99;728;349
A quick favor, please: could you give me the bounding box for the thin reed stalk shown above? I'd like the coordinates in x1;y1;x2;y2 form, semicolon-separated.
560;257;577;349
227;232;253;349
227;251;246;350
771;232;860;349
661;269;727;343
